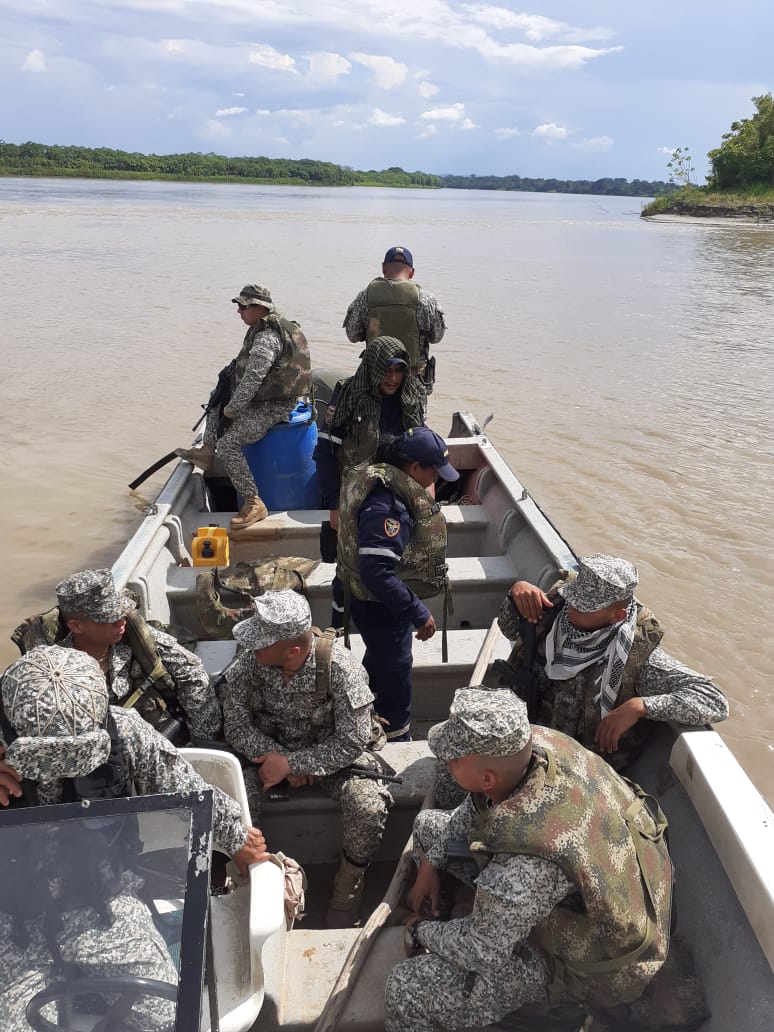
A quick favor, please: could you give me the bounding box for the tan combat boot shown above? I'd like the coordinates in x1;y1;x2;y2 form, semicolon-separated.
326;855;367;928
230;495;269;530
175;444;215;472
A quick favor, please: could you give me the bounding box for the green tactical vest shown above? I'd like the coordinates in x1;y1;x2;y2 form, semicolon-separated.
12;608;183;723
233;315;312;406
469;726;672;1009
505;575;664;772
365;278;422;372
336;462;448;602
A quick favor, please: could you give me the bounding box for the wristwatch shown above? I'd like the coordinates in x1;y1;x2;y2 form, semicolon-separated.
403;918;428;957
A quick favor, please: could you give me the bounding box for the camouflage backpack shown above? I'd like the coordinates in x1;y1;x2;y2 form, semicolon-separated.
195;556;320;639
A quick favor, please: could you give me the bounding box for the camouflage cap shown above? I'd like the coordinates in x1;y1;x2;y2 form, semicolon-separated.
232;283;275;311
2;645;109;738
559;554;638;612
232;589;312;650
428;688;531;760
55;568;136;623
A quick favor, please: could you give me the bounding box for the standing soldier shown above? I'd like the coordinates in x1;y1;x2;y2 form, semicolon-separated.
176;284;312;530
220;590;392;927
343;247;445;398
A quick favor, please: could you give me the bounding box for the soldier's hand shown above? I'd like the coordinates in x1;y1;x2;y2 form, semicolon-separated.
510;581;553;623
409;859;441;917
287;773;315;788
254;752;292;789
595;698;647;753
232;825;271;876
415;615;436;642
329;508;339;531
223;404;236;419
0;746;22;807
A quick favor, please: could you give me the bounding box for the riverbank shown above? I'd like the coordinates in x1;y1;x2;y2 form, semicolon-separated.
642;186;774;220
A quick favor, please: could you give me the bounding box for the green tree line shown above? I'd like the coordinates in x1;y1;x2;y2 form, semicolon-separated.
0;140;672;196
708;93;774;189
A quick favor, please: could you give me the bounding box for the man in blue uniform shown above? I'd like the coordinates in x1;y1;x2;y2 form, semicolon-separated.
335;428;458;740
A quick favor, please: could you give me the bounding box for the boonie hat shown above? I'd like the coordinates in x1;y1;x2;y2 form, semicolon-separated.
383;246;414;268
395;427;459;483
2;645;109;738
429;688;531;760
232;283;275;310
56;569;136;623
559;554;638;613
233;589;312;651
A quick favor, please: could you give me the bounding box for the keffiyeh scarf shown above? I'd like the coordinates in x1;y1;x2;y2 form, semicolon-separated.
332;336;425;431
544;601;637;715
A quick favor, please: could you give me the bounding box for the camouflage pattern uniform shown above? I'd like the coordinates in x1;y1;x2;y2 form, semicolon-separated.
17;568;222;739
1;646;249;857
385;689;672;1032
497;556;728;768
221;590;391;865
0;874;177;1032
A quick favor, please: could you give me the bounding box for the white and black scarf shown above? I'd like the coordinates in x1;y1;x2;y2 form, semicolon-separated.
544;601;637;716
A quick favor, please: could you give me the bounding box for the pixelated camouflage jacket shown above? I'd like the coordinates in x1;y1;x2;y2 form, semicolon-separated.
12;608;220;740
468;726;672;1009
365;278;421;371
337;462;448;602
221;633;379;778
233;314;311;406
498;575;663;770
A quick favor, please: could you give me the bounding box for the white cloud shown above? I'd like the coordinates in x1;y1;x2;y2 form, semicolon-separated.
417;124;438;139
350;52;408;89
369;107;405;127
248;43;296;72
460;118;477;130
197;119;231;139
22;49;47;72
463;8;615;45
215;106;247;117
417;81;439;99
494;127;520;139
307;51;351;82
658;145;677;155
255;109;271;116
575;135;614;151
420;102;465;122
532;122;568;141
233;91;245;97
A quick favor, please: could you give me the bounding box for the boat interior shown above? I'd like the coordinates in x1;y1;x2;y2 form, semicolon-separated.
113;414;774;1031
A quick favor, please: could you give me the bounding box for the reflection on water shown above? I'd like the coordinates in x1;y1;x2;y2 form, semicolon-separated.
1;178;772;803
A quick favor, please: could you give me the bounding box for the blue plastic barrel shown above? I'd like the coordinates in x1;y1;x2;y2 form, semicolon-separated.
241;402;320;511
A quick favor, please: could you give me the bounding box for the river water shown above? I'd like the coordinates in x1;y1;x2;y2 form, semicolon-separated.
1;178;772;804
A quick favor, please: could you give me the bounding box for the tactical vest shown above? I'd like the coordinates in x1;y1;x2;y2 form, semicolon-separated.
336;462;448;602
505;580;663;771
234;315;312;406
12;608;186;734
469;727;672;1009
365;278;422;372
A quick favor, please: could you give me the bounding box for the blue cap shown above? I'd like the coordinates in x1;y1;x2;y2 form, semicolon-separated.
396;427;459;482
384;246;413;268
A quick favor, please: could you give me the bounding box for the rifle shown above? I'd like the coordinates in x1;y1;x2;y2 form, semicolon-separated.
192;357;237;434
492;597;543;722
264;760;403;801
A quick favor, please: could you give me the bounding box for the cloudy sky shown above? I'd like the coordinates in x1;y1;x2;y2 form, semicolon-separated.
1;1;770;181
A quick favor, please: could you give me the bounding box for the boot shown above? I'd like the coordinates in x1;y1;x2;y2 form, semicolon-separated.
175;444;215;472
326;855;367;928
230;495;268;530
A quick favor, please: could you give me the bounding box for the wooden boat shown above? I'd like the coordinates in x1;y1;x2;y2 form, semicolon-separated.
108;407;774;1031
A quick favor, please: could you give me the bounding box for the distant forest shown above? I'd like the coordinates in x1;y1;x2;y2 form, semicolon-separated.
0;140;675;197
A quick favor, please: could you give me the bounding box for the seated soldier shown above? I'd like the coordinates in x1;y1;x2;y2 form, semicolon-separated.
386;688;673;1032
12;568;221;743
0;645;270;1031
220;589;392;927
497;554;729;770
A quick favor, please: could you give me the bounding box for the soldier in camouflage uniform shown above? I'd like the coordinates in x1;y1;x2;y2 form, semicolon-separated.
385;688;673;1032
220;590;392;926
335;428;457;741
176;284;312;530
0;646;270;1031
343;246;445;396
11;568;221;742
497;554;729;771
